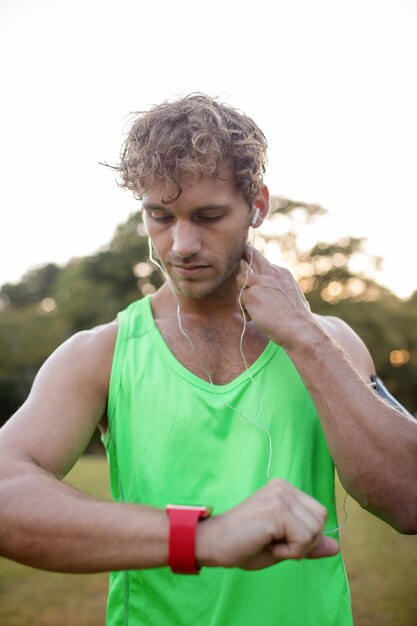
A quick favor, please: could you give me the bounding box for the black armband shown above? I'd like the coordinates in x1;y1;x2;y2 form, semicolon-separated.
370;374;415;419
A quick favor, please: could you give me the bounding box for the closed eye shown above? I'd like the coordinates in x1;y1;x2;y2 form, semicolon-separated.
147;211;173;223
148;212;225;224
197;214;224;223
142;203;230;224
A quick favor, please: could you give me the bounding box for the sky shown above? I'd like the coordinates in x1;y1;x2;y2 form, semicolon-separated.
0;0;416;298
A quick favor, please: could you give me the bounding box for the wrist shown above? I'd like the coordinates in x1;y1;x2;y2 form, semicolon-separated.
282;316;331;356
195;515;221;568
166;504;212;574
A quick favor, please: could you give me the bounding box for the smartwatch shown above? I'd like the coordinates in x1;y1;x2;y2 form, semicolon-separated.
166;504;212;574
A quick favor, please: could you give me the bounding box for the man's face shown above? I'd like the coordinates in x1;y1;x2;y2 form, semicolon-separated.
142;168;252;299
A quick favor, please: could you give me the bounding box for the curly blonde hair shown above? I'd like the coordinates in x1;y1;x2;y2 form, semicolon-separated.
117;93;268;205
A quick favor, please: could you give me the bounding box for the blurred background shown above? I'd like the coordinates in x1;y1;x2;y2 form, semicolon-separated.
0;0;416;624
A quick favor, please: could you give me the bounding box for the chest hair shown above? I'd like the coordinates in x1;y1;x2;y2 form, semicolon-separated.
155;318;269;385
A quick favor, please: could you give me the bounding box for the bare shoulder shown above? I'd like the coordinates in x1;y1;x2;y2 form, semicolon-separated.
62;319;118;356
314;314;376;381
36;319;119;393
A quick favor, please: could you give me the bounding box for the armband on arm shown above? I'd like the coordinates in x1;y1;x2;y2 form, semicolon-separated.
370;374;415;419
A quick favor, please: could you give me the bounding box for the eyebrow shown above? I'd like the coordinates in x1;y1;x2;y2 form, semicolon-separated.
142;203;231;213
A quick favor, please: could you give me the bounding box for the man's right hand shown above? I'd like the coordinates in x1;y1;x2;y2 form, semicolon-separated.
196;478;339;570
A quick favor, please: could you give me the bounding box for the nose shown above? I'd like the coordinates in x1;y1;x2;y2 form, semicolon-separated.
172;219;202;258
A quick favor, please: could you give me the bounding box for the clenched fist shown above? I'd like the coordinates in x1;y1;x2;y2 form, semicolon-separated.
196;479;339;571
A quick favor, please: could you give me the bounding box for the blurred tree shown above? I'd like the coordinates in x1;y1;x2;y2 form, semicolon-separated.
1;263;61;309
0;200;415;443
261;197;416;416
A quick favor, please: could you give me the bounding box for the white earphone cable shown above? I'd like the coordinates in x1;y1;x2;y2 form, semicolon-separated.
147;228;348;530
148;228;273;480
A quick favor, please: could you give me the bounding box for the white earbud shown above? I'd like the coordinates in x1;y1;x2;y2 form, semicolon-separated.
251;207;260;227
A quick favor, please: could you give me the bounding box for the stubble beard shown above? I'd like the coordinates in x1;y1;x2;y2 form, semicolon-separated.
167;233;248;300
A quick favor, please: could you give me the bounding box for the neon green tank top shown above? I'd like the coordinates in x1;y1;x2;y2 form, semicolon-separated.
102;296;353;626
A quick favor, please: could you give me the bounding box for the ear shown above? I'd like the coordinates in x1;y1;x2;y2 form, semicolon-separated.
251;185;269;227
141;203;149;235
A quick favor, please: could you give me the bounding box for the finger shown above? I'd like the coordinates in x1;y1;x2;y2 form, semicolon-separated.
236;270;257;290
236;271;280;292
237;300;252;322
286;503;326;549
237;261;274;291
279;515;324;560
241;549;280;571
289;491;330;538
306;536;340;559
243;243;275;275
239;258;251;273
269;535;339;562
275;489;329;557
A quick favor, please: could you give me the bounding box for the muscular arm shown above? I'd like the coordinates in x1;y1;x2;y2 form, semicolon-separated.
0;320;338;573
239;245;417;534
0;324;170;572
293;315;417;532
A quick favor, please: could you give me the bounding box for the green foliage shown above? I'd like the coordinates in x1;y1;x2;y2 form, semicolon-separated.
0;211;156;429
0;201;416;433
0;264;61;309
309;295;417;413
263;198;417;416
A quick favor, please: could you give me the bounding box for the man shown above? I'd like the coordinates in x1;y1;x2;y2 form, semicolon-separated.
0;93;416;626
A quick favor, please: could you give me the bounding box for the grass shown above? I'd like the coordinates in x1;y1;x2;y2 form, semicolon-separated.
0;456;416;625
339;494;417;626
0;457;110;626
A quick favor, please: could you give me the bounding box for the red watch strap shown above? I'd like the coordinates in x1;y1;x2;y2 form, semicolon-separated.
166;505;211;574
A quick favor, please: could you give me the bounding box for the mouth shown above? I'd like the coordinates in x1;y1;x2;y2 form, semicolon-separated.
172;264;210;277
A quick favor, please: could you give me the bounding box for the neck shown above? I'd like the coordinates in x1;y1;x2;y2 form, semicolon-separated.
153;274;242;321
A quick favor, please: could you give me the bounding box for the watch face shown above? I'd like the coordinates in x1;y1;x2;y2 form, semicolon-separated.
166;504;213;518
